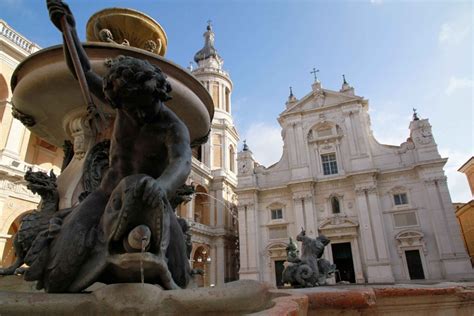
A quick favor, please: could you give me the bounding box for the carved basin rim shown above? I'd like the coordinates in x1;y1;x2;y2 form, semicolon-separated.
11;43;214;147
86;7;168;56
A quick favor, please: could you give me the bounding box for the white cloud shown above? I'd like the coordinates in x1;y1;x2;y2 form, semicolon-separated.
241;122;283;167
445;77;474;95
439;148;473;202
438;21;471;45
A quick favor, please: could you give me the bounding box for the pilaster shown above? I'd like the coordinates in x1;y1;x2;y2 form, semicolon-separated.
215;237;225;286
238;199;260;280
355;183;394;283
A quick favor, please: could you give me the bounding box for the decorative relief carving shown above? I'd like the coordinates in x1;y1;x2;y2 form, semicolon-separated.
0;179;38;199
292;191;312;201
144;39;161;53
395;230;427;255
69;116;94;160
354;185;377;195
266;243;287;259
398;138;415;154
423;176;448;186
11;106;36;127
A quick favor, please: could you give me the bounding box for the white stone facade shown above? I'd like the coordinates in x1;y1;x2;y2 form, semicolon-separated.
237;79;472;286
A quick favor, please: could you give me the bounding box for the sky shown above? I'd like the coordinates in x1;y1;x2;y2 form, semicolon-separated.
1;0;472;201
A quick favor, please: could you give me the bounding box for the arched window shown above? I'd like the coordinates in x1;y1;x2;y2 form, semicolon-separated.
331;196;340;214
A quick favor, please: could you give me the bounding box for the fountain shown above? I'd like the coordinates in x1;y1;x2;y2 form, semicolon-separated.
3;2;473;315
0;1;306;314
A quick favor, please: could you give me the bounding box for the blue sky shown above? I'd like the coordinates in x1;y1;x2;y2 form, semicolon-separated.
1;0;472;201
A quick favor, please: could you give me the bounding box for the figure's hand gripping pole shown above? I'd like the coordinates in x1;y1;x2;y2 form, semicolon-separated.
59;15;107;136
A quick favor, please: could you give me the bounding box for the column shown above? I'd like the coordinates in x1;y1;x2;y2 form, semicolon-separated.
304;194;318;236
186;200;194;220
237;205;248;275
424;178;454;257
209;190;216;226
352;238;365;283
366;190;390;261
355;185;394;283
209;244;217;286
424;177;472;278
335;140;345;174
436;178;468;255
355;188;377;262
343;111;359;155
215;237;225;286
286;125;298;167
292;195;305;232
239;200;260;280
215;188;224;227
295;123;306;165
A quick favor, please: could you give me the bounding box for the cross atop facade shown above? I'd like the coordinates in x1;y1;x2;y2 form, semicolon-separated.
310;68;320;82
412;108;419;121
343;74;347;84
207;20;213;29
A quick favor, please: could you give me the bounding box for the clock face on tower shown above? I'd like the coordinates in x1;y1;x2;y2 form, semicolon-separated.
415;126;433;145
238;161;249;174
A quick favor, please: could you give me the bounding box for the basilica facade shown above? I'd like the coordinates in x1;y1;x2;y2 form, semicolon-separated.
237;77;472;286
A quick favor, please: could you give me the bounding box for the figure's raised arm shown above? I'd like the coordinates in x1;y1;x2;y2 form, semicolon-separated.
47;0;105;102
159;112;192;198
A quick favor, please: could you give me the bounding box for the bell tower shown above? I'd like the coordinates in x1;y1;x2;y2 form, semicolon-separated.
187;22;240;286
191;21;238;175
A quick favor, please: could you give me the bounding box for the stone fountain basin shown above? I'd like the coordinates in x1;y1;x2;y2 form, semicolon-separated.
11;43;214;147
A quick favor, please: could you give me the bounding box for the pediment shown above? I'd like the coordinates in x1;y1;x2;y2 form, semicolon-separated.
266;201;286;209
281;89;362;116
319;216;359;230
395;229;424;240
266;242;288;259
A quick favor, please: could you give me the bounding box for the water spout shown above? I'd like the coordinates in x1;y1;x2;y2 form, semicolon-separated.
140;236;147;285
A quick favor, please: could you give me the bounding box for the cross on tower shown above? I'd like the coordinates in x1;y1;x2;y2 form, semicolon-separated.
207;20;212;29
310;68;319;82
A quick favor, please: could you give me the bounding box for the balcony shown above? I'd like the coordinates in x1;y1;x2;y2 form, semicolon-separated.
0;20;40;54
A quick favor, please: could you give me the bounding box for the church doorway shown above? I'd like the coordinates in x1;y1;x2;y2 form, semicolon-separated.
331;242;356;283
405;250;425;280
274;260;285;288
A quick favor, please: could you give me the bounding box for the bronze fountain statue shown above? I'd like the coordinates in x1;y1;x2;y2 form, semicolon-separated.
282;228;336;287
1;0;202;293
